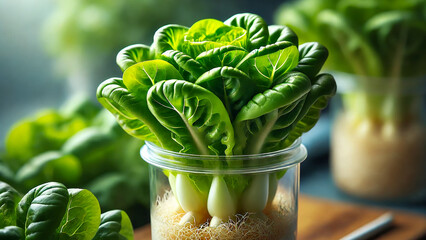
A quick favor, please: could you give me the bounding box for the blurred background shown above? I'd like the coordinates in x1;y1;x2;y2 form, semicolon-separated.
0;0;286;143
1;0;425;229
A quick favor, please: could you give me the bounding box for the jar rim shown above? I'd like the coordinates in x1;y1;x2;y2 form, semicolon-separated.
140;138;307;174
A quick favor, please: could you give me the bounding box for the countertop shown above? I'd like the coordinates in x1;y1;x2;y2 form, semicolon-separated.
134;194;426;240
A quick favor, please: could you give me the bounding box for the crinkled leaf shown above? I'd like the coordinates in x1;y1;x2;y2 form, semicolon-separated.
235;72;311;122
0;226;24;240
161;50;206;80
237;41;298;89
116;44;153;72
196;45;248;69
234;72;311;154
97;78;179;150
184;19;247;58
268;25;298;46
15;151;81;189
195;66;255;119
122;60;184;148
224;13;269;51
123;60;183;94
252;45;299;86
97;78;159;143
57;189;101;240
92;210;134;240
283;73;336;147
0;182;21;227
16;182;69;240
260;100;306;153
293;42;328;80
147;80;234;155
152;24;188;55
234;99;305;154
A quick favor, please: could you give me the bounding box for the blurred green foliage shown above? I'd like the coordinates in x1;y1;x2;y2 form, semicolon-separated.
0;96;149;224
275;0;426;77
44;0;211;57
42;0;225;95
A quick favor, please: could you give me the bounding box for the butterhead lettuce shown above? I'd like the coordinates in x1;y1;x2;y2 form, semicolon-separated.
97;13;336;226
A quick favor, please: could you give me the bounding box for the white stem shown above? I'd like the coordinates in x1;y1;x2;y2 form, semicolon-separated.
168;173;179;205
241;174;269;213
175;174;207;225
267;173;278;206
208;175;236;227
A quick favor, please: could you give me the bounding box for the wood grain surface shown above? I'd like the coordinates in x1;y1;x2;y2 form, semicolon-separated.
134;195;426;240
298;195;425;240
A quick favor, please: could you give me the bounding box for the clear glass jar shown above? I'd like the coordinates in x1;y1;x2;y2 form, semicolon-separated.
331;72;426;201
141;139;307;240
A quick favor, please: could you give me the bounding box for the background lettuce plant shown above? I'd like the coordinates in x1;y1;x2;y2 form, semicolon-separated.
275;0;426;134
0;97;150;226
0;181;133;240
97;13;336;226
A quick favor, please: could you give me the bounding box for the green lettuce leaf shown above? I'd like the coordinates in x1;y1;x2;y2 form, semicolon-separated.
16;182;69;240
92;210;134;240
161;50;206;80
234;72;311;154
147;80;235;156
96;78;161;144
196;45;248;69
57;189;101;240
195;66;255;119
293;42;328;80
152;24;189;55
116;44;153;72
224;13;269;51
184;19;247;58
0;226;24;240
0;182;21;228
237;41;299;89
97;62;182;150
283;73;336;147
268;25;299;46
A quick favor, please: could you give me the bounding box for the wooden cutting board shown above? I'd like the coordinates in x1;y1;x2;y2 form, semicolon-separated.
134;195;426;240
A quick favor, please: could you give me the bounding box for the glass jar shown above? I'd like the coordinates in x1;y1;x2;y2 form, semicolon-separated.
331;72;426;201
141;139;307;240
